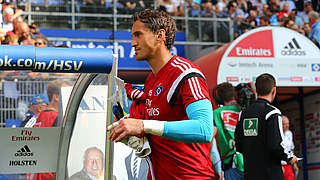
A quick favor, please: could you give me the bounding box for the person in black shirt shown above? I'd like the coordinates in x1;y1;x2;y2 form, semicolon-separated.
235;73;297;180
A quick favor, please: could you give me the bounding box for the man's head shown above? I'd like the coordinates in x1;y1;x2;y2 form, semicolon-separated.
83;147;104;177
29;94;49;115
16;22;30;40
282;115;290;132
47;79;71;103
4;34;19;45
3;7;14;23
308;11;320;25
282;3;289;12
305;2;313;13
131;9;176;60
260;16;270;26
304;22;311;34
216;82;236;105
227;1;238;12
255;73;276;101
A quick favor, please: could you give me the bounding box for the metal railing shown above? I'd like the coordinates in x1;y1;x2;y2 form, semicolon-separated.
19;0;234;46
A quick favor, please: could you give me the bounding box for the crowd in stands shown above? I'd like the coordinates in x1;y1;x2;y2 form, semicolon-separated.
0;0;318;46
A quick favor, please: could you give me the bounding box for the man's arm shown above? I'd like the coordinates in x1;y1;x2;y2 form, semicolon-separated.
267;113;297;164
235;111;243;153
109;99;213;143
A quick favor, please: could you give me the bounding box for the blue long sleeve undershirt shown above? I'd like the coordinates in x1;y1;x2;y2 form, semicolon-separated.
162;99;213;143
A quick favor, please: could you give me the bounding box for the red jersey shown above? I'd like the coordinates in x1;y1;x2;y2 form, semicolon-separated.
31;109;58;180
144;55;214;179
34;110;58;127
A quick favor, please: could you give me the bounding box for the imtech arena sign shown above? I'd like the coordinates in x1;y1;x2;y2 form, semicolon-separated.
217;27;320;86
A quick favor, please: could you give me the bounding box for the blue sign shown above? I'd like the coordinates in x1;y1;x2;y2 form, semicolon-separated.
0;45;114;73
40;29;186;70
312;64;320;72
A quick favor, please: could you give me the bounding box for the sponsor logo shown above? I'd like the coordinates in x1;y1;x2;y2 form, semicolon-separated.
243;118;258;136
9;160;37;166
222;111;239;132
15;145;33;157
226;77;239;82
312;64;320;72
297;64;307;68
154;86;163;96
238;62;274;68
227;62;237;67
228;30;274;57
303;76;313;82
290;77;303;81
240;77;251;82
235;47;272;57
278;77;291;81
281;38;306;56
315;77;320;82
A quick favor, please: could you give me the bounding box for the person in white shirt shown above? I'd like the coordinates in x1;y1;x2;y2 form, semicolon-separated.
2;7;14;34
281;115;299;180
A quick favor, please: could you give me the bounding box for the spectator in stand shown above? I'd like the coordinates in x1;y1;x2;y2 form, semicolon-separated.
124;0;145;14
190;0;201;17
34;37;47;47
0;27;5;44
303;22;312;37
279;0;296;12
222;1;245;37
278;2;290;18
21;38;34;45
20;94;49;128
2;7;14;34
261;3;269;16
268;0;280;13
289;9;303;27
172;0;185;16
2;0;23;20
260;15;270;26
284;18;295;28
308;10;320;47
16;21;31;44
2;34;18;44
278;16;288;26
7;16;23;35
216;0;228;15
265;7;279;25
237;0;248;13
290;23;300;32
158;0;178;16
251;0;264;12
201;0;214;17
298;2;313;23
246;7;260;27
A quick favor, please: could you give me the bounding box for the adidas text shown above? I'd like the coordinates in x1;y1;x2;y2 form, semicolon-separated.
281;49;306;56
15;152;33;157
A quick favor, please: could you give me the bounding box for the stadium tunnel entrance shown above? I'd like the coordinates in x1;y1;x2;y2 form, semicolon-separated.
194;26;320;180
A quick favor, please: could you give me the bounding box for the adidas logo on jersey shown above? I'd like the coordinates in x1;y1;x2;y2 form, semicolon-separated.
14;145;34;157
281;38;306;56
